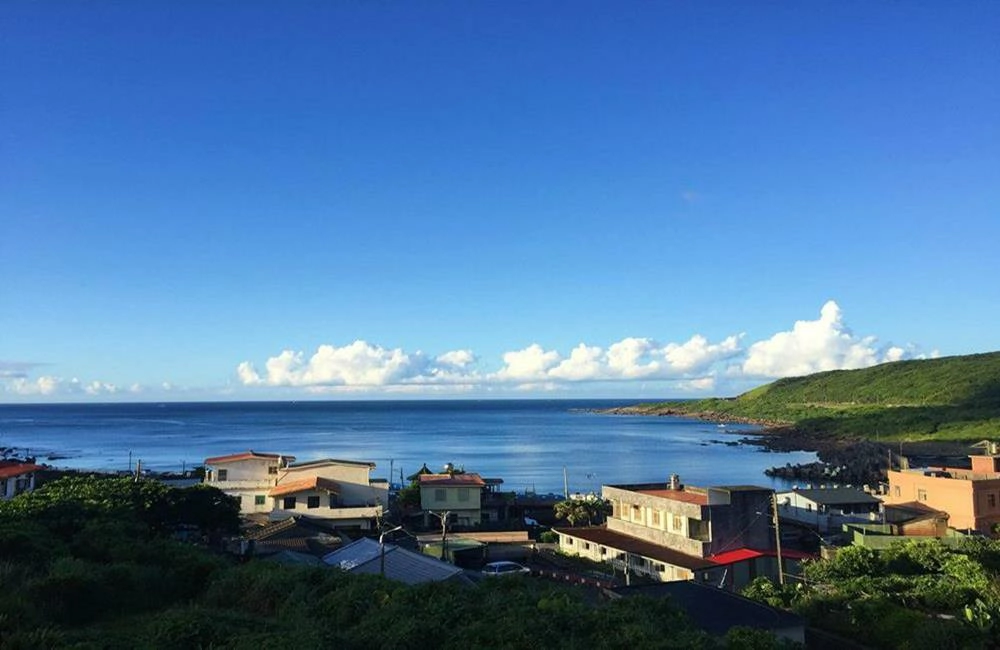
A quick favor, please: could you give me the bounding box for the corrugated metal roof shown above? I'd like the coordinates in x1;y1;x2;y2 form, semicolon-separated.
322;538;464;585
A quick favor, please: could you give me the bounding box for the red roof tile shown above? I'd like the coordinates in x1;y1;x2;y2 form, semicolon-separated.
0;462;43;479
709;548;815;565
269;476;341;498
418;473;486;487
204;451;293;465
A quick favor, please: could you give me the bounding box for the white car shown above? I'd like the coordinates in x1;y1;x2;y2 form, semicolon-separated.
481;561;531;577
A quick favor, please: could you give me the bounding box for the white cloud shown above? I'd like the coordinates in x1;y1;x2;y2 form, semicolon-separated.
1;375;121;397
741;300;918;378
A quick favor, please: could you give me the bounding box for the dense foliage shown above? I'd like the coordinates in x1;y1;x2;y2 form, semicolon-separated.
0;475;793;649
743;538;1000;649
646;351;1000;441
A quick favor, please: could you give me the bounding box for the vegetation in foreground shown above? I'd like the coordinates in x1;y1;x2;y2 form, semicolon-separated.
744;538;1000;649
632;351;1000;443
0;475;792;649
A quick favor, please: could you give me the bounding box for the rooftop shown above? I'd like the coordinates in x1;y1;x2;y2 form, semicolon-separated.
553;526;717;571
635;488;709;506
418;473;486;487
286;458;376;470
204;451;293;465
0;461;43;479
269;476;341;498
323;537;468;585
782;487;881;506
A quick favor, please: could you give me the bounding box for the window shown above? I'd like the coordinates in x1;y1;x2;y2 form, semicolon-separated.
566;538;574;546
672;514;683;531
989;494;997;509
651;511;661;527
600;547;607;556
917;489;928;502
584;542;590;550
217;469;228;481
268;466;278;475
893;485;901;497
458;488;470;502
329;495;338;508
283;497;296;509
435;488;447;502
307;496;320;509
254;495;266;506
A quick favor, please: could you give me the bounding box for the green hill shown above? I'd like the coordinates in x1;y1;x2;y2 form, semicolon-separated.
642;351;1000;442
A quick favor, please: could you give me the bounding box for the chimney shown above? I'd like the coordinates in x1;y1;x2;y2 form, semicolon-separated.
668;474;681;491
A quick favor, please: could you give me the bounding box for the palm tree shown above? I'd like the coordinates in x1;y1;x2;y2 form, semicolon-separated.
554;497;610;527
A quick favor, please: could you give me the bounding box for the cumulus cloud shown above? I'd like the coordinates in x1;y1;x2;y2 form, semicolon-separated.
1;375;121;397
741;300;919;378
236;340;481;388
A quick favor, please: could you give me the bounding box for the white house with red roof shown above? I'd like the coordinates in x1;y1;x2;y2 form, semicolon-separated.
418;472;487;527
203;452;385;530
204;451;294;514
0;461;44;500
555;475;811;590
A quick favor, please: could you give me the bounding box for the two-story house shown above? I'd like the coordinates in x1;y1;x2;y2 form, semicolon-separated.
269;458;387;529
886;450;1000;535
204;452;385;530
418;472;486;528
204;451;294;514
0;461;43;500
556;475;799;590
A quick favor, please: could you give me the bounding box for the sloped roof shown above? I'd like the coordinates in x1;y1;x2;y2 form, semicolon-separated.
204;451;293;465
418;473;486;487
609;582;805;637
708;548;814;565
322;537;465;585
635;488;709;506
0;462;43;479
553;526;717;571
785;487;881;506
269;476;341;498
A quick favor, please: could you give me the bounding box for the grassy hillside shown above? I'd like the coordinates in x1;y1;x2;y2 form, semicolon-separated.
647;352;1000;442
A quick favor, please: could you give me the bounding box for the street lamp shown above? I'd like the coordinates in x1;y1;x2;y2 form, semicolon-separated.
379;524;404;577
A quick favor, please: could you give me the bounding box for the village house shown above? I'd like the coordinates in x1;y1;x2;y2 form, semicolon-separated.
885;448;1000;535
418;472;486;528
0;461;43;500
776;486;882;534
269;458;387;530
555;475;806;590
204;452;385;530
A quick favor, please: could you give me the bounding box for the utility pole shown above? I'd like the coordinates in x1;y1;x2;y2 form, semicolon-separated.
379;524;403;577
429;511;451;561
771;491;785;585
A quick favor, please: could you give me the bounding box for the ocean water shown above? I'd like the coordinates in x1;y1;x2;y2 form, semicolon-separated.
0;400;817;494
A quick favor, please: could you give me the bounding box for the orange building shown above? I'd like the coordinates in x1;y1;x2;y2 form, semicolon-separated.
886;453;1000;535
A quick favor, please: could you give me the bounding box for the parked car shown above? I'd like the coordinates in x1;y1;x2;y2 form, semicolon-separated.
482;561;531;577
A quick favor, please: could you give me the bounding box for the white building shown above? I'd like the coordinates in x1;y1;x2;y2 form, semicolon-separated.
204;452;385;530
776;487;882;533
0;461;43;500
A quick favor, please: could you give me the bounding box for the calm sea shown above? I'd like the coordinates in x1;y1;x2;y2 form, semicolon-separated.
0;400;816;494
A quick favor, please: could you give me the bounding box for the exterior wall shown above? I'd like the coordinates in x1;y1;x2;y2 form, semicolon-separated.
601;485;774;558
603;485;708;556
556;531;696;582
204;458;281;514
0;472;35;500
777;492;880;533
419;486;482;526
886;470;1000;533
283;463;383;506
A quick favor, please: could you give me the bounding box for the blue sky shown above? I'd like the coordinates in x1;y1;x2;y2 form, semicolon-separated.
2;2;998;402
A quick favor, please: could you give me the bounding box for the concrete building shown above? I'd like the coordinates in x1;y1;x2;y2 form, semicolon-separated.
204;452;385;530
556;476;799;590
776;486;882;533
886;451;1000;535
204;451;294;514
418;472;486;527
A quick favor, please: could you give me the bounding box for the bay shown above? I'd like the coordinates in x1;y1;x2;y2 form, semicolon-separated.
0;400;817;494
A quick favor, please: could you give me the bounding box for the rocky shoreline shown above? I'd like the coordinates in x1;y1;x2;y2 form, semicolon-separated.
599;405;975;487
